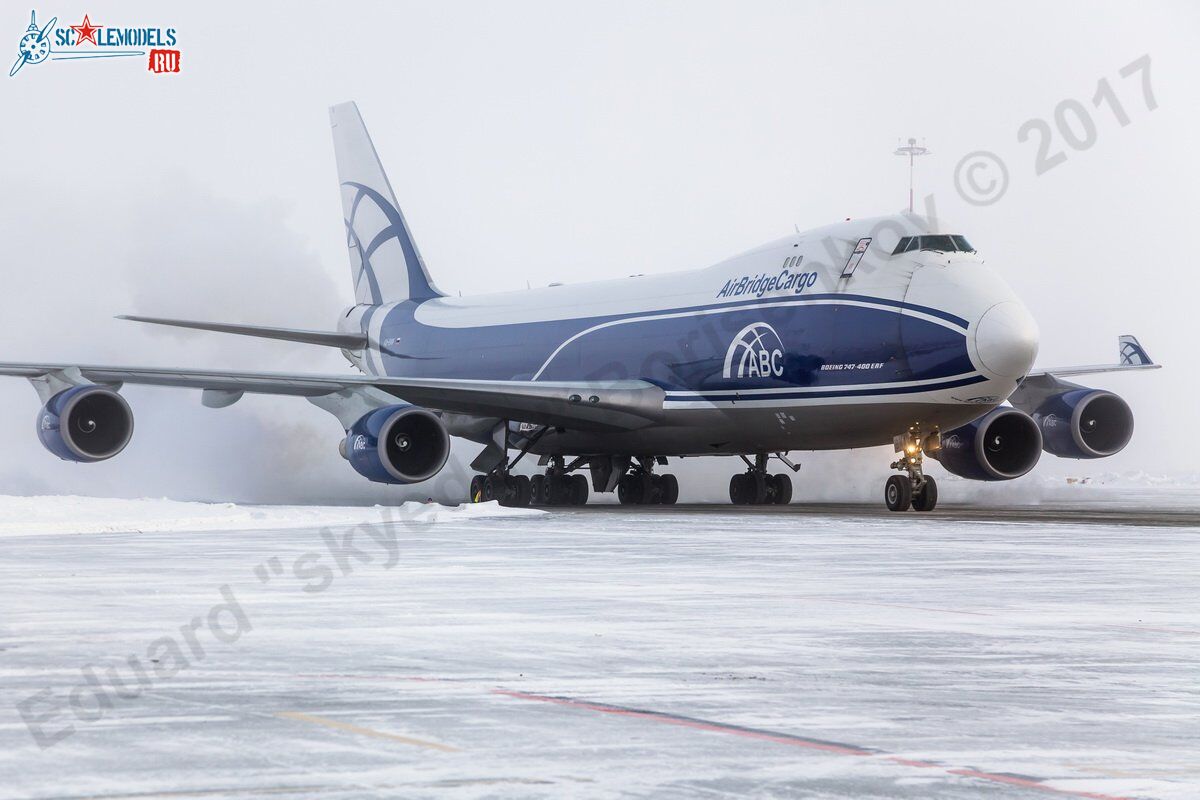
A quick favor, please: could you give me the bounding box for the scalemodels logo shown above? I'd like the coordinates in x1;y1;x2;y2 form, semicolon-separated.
723;322;786;379
9;10;181;78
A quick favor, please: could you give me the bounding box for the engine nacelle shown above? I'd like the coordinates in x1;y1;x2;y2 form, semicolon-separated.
343;405;450;484
927;407;1042;481
1032;388;1133;459
37;385;134;463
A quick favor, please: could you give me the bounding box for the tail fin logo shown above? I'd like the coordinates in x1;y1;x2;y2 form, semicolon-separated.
331;101;443;305
1118;335;1152;366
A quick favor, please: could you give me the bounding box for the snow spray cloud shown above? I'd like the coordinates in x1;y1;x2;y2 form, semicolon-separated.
13;500;460;749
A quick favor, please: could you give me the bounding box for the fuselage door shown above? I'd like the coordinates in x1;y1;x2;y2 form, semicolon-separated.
841;237;872;278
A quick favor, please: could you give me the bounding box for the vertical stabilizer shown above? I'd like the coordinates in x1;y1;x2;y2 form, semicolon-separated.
330;102;443;305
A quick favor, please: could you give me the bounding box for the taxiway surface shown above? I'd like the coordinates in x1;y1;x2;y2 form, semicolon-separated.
1;502;1197;799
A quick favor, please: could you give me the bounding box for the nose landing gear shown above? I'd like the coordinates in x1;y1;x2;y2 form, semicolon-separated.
886;427;939;512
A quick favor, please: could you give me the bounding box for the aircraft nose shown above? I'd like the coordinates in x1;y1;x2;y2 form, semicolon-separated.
973;301;1039;379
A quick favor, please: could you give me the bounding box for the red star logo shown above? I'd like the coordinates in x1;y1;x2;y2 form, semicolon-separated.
70;14;102;46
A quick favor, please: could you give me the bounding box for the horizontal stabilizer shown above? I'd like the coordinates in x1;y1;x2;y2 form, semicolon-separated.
117;315;367;350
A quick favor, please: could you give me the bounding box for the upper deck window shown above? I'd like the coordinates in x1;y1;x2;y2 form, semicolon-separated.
892;235;976;255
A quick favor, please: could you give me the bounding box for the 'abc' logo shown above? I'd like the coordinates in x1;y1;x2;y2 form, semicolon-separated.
723;322;785;379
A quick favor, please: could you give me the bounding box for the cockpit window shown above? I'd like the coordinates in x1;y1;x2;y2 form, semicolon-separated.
917;235;957;252
892;235;976;255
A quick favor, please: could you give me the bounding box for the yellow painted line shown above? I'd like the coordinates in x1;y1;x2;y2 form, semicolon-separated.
275;711;460;752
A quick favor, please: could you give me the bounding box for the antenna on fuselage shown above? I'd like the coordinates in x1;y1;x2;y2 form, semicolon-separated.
893;137;930;213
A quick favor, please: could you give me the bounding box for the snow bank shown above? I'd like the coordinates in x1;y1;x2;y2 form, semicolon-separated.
0;495;544;537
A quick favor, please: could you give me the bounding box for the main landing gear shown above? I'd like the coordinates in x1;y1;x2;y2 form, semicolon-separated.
616;457;679;505
470;454;589;507
729;453;794;505
530;455;589;507
885;426;938;512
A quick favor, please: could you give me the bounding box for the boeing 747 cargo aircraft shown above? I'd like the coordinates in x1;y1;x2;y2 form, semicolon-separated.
0;103;1159;510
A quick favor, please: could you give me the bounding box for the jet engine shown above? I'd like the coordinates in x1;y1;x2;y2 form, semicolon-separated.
1030;388;1134;459
926;407;1042;481
342;405;450;484
38;385;134;463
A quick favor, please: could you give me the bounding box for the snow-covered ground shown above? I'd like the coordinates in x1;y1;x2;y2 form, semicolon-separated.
0;495;543;537
1;504;1198;799
937;471;1200;509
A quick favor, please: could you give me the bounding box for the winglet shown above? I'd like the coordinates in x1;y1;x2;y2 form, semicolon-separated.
1118;335;1153;367
1025;334;1160;379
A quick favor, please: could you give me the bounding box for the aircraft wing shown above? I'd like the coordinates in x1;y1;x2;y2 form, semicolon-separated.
1026;334;1161;379
0;361;665;432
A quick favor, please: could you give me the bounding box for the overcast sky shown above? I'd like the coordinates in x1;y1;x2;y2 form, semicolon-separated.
0;1;1196;502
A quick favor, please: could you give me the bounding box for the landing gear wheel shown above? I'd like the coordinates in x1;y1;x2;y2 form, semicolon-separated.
530;474;547;506
638;472;656;504
482;474;500;503
771;474;792;505
885;475;913;512
912;476;938;512
618;472;642;505
514;474;532;507
569;474;589;506
469;475;485;503
748;472;768;504
644;473;663;504
730;473;767;504
542;475;562;506
659;474;679;505
729;473;748;504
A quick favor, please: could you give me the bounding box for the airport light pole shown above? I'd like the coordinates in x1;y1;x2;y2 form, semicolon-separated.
894;138;929;213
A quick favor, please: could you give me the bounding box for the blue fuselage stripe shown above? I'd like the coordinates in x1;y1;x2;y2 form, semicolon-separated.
664;374;988;402
378;292;978;396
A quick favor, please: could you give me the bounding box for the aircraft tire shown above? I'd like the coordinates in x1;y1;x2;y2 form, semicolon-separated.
570;474;589;505
644;473;662;504
771;474;792;505
912;476;938;512
546;475;568;506
514;474;532;507
749;472;768;505
619;472;648;503
470;475;485;503
482;474;501;503
660;474;679;505
729;474;747;504
885;475;912;512
530;474;547;506
617;473;637;504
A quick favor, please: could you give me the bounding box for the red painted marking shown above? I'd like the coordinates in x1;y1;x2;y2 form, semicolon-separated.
886;756;940;768
292;675;1137;800
947;769;1131;800
495;689;1136;800
492;689;872;756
